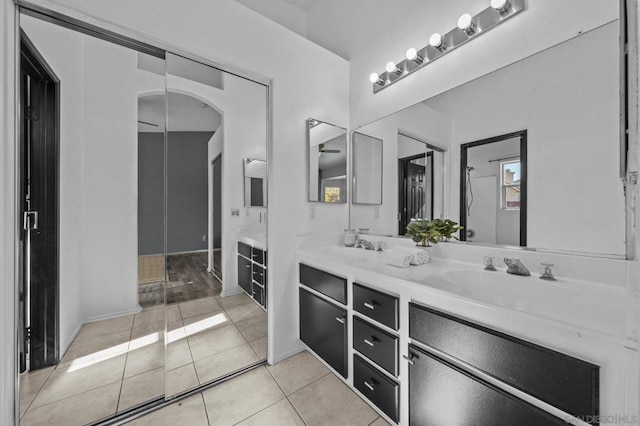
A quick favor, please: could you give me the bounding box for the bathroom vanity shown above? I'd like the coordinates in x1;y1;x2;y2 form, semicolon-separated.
296;239;634;425
237;240;267;309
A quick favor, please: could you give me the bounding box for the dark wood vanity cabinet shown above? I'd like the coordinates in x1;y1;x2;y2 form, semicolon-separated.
237;242;267;308
299;286;347;377
409;303;599;424
407;344;567;426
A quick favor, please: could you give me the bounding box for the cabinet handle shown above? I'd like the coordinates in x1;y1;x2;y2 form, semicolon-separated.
403;354;416;365
335;316;345;324
364;338;376;347
245;265;251;268
364;381;375;391
363;302;375;310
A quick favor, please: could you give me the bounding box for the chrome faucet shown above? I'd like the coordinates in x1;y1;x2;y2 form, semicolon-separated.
504;258;530;276
356;239;376;250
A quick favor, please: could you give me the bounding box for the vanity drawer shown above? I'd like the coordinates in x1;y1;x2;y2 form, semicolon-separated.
409;303;599;420
251;282;264;306
252;247;264;265
353;317;398;376
299;264;347;304
353;283;398;330
238;242;251;258
252;264;265;286
353;354;399;423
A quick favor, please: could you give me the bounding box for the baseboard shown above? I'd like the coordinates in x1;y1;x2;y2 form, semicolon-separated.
220;287;244;298
139;249;208;257
60;321;85;358
270;341;305;365
83;305;143;324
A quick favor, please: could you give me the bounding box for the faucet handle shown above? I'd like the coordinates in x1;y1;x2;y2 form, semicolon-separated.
539;263;556;281
483;256;497;271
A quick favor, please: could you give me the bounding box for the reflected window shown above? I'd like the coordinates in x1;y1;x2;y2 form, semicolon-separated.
501;160;521;210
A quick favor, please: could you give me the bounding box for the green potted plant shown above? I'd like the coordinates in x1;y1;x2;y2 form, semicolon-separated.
405;218;463;247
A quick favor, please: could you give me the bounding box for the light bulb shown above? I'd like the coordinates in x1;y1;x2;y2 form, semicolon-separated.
429;33;442;48
386;61;398;73
429;33;447;52
491;0;510;13
369;72;381;84
457;13;476;35
406;47;425;65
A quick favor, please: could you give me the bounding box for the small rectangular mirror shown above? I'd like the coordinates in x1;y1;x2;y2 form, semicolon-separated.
307;118;347;203
352;132;382;205
243;158;267;207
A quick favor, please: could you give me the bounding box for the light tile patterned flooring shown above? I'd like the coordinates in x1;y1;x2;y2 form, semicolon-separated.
126;351;391;426
19;293;267;426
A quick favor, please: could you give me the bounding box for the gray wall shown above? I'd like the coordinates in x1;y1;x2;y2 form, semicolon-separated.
138;131;213;255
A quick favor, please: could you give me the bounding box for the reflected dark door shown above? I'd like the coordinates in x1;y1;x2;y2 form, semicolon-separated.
398;153;433;235
211;155;222;279
19;33;60;372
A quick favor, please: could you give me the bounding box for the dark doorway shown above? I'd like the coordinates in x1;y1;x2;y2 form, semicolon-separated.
398;152;434;235
19;32;60;372
211;155;222;280
459;130;527;246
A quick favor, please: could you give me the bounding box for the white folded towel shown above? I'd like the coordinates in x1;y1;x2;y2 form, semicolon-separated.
382;251;412;268
392;246;431;265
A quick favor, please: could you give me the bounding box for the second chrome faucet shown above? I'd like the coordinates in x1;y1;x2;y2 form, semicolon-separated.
504;258;530;276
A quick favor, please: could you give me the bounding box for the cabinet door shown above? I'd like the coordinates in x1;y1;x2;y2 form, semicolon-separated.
237;255;252;293
299;287;347;378
408;344;566;426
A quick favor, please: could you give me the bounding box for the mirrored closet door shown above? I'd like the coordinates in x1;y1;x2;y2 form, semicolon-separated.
17;10;269;425
18;10;168;424
164;53;269;399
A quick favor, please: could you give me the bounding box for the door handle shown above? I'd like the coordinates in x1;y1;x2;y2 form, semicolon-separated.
335;316;345;324
23;211;38;230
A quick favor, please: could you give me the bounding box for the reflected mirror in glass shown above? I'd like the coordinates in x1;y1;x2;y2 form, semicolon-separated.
308;118;348;203
244;158;267;207
164;53;268;399
460;132;527;247
350;20;624;257
352;132;382;205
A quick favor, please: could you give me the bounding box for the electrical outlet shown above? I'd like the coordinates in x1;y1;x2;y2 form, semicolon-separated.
202;235;207;242
231;208;240;217
374;206;380;219
309;205;316;220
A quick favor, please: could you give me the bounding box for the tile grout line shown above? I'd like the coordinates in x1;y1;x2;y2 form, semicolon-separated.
114;321;136;414
262;360;314;426
19;367;54;419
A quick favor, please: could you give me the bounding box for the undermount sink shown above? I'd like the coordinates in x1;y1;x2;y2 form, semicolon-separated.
439;269;577;308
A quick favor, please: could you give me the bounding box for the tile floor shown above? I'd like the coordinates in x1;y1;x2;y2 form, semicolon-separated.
126;351;391;426
19;292;267;426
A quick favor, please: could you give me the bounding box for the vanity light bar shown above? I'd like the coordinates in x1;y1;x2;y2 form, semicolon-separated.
370;0;525;94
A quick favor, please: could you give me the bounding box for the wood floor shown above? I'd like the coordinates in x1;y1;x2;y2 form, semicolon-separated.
138;252;221;308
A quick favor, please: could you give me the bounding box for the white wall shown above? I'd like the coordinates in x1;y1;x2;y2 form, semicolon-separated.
235;0;308;38
23;0;350;363
352;102;451;235
348;0;619;128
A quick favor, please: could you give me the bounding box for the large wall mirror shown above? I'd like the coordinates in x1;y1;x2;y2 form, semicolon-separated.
351;19;625;257
17;10;268;425
308;118;348;203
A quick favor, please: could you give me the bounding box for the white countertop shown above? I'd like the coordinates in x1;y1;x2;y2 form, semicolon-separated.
297;245;632;346
237;226;266;250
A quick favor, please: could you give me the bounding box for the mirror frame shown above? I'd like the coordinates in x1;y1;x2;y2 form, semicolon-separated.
459;130;528;247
